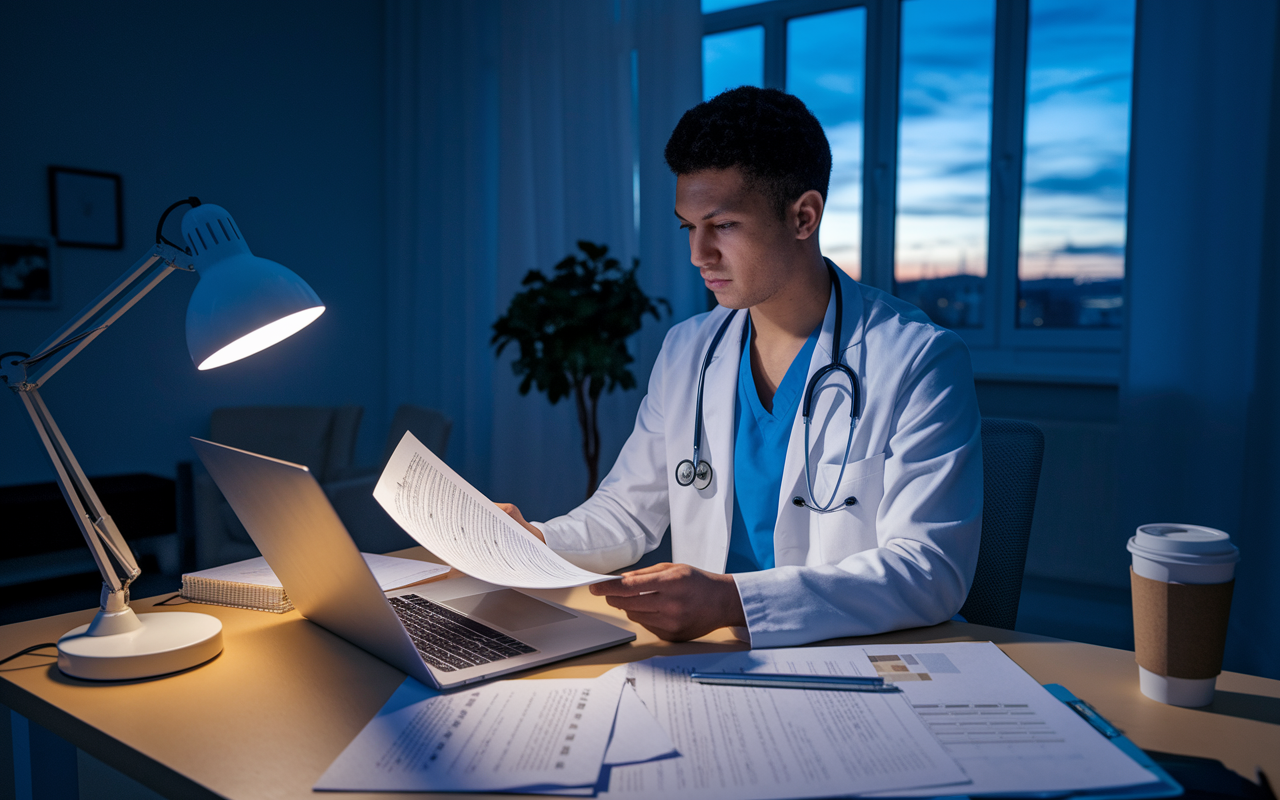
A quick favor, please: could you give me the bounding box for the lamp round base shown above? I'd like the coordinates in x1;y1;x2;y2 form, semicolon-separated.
57;612;223;681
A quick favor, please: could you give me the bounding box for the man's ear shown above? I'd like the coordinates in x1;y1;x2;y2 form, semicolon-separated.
791;190;824;241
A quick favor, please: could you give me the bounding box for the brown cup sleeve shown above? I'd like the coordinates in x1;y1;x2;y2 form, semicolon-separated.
1131;567;1234;680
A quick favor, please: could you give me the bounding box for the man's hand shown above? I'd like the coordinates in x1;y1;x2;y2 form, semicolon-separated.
590;563;747;642
496;503;545;542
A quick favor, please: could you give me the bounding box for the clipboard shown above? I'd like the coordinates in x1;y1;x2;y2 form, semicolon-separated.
1038;683;1184;800
897;684;1183;800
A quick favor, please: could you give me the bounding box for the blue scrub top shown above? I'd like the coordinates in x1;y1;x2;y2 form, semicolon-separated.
725;317;821;573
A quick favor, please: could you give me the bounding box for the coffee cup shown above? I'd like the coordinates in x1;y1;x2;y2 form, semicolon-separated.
1128;524;1239;707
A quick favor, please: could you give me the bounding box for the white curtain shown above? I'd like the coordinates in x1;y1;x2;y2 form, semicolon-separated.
385;0;702;521
1120;0;1280;678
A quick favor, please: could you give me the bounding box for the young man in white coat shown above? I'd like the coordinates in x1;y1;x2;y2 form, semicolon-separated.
500;86;982;648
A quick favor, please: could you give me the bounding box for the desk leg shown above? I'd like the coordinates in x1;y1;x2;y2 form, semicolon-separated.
6;711;76;800
2;703;168;800
1;707;14;800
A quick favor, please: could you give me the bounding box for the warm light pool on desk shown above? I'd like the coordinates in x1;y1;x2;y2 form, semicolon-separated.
1;197;323;681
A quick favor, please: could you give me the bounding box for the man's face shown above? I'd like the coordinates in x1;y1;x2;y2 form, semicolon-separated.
674;167;798;310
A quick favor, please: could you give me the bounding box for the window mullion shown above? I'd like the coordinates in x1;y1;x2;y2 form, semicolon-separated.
764;11;788;89
860;0;900;293
987;0;1029;348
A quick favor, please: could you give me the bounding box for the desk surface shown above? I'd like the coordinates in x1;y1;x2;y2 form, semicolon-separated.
2;549;1278;800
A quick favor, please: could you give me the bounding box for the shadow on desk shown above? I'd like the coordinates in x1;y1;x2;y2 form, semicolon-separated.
1202;690;1280;726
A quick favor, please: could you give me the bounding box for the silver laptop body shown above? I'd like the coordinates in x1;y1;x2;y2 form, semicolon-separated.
191;437;635;690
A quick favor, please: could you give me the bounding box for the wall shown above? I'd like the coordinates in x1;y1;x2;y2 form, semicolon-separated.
1119;0;1280;678
0;1;388;488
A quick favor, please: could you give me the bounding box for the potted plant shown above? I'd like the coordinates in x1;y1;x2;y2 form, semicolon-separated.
492;241;669;499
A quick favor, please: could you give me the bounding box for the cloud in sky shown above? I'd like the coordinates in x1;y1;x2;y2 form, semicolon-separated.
1027;163;1127;197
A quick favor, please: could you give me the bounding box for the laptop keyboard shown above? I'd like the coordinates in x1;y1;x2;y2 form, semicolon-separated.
389;594;538;672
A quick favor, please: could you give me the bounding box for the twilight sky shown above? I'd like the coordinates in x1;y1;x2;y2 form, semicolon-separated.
701;0;1134;285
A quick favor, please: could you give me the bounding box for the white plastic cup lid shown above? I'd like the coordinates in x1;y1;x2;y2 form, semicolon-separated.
1127;524;1240;565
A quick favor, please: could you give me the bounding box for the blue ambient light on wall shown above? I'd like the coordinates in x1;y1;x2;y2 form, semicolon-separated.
181;203;324;370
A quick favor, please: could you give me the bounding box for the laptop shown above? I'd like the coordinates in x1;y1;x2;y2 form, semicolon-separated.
191;437;635;689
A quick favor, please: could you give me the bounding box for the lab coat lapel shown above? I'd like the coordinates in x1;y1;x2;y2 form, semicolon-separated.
679;309;747;573
774;266;866;567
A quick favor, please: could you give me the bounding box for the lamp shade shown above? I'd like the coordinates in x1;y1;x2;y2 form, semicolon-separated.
182;204;324;370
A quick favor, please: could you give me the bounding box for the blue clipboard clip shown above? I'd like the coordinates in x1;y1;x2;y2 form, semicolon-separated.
1041;684;1184;800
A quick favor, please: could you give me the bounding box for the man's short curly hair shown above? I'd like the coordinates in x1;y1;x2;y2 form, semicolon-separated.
665;86;831;220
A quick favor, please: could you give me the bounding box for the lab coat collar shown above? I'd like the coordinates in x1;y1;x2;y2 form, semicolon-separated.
698;306;749;572
772;262;866;566
694;262;866;572
818;258;867;357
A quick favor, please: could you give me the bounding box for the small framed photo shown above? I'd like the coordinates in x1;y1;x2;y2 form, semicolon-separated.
48;165;124;250
0;235;58;308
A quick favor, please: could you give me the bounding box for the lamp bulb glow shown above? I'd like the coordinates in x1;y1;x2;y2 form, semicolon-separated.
197;306;324;370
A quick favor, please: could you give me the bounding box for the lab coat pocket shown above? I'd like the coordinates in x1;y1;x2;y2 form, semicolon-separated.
813;452;885;564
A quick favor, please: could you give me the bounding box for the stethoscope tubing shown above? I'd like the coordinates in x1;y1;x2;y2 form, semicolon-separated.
678;262;861;512
675;307;739;489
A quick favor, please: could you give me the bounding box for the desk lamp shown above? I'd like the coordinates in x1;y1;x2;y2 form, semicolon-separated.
1;198;324;680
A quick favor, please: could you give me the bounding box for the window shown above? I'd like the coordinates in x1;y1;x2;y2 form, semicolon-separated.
701;0;1136;381
787;7;867;279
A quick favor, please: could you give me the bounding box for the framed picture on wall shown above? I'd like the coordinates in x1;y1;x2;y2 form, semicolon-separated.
0;235;58;308
48;165;124;249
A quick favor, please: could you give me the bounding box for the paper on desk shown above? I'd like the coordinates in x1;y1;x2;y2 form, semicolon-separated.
598;653;968;800
543;667;682;797
706;642;1159;797
315;672;627;793
605;682;678;767
375;433;615;588
183;552;448;591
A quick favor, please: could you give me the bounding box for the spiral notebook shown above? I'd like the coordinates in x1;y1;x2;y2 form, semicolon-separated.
181;553;449;613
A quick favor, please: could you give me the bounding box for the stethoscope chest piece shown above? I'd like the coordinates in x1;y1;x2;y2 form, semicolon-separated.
676;458;713;490
676;261;861;513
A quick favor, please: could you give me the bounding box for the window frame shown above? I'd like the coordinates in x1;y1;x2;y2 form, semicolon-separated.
702;0;1131;383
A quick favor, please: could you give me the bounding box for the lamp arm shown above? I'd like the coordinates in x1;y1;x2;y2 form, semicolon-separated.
17;244;194;390
2;242;196;607
16;388;138;594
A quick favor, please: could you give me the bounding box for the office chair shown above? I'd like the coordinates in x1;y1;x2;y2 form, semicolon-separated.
324;404;454;554
190;405;365;568
958;417;1045;630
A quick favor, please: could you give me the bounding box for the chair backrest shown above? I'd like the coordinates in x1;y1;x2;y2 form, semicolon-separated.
958;417;1045;630
209;405;363;483
380;404;453;467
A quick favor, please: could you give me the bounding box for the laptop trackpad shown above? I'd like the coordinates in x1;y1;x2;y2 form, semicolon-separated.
441;589;575;631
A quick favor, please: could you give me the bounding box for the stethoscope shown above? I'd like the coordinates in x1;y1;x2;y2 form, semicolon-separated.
674;262;861;513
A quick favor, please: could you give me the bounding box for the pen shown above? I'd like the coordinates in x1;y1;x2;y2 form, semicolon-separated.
689;672;902;692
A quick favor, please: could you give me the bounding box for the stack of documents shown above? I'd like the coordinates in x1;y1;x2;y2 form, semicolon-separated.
602;642;1172;799
317;642;1176;798
315;670;674;794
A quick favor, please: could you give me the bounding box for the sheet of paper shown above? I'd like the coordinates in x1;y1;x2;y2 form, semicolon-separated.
706;642;1159;797
316;673;626;793
603;669;678;767
598;653;968;800
360;552;451;590
184;553;448;591
375;432;615;588
543;667;681;797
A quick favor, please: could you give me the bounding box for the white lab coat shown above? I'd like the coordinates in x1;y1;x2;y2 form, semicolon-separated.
536;267;983;648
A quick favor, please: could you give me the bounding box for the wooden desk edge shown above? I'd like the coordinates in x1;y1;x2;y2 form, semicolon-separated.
2;550;1278;799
